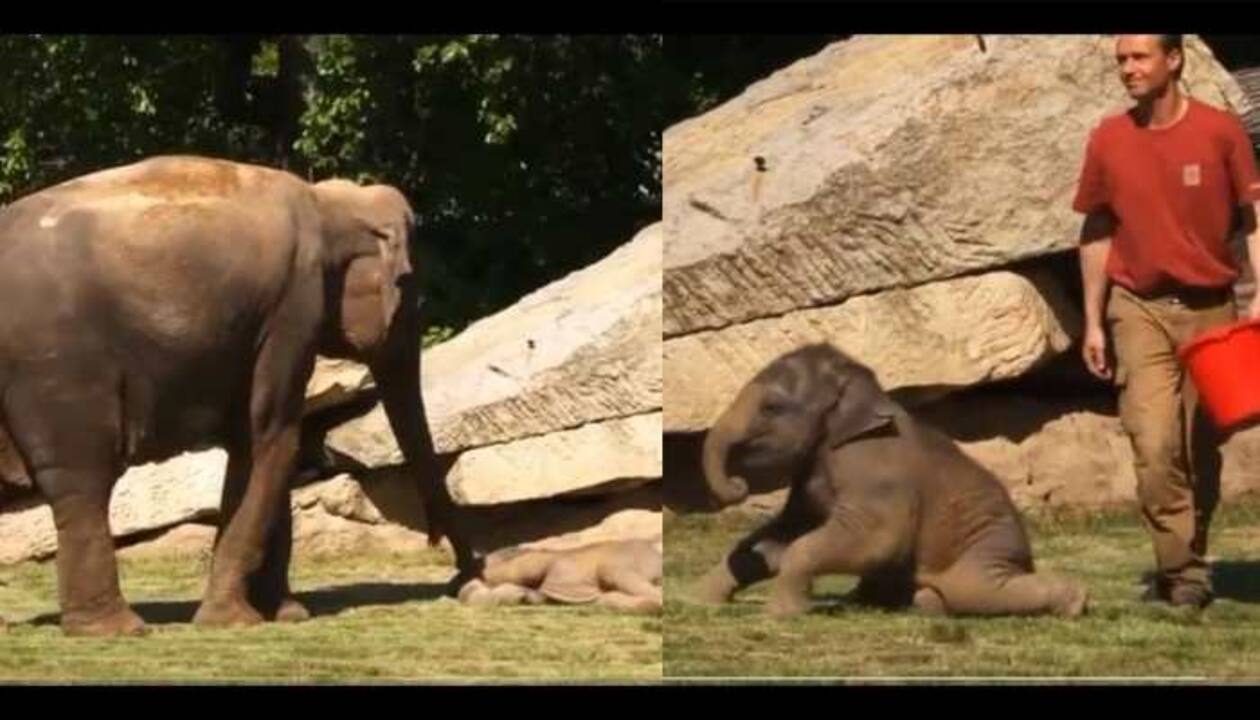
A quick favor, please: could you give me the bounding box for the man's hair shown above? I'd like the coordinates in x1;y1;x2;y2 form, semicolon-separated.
1159;34;1185;79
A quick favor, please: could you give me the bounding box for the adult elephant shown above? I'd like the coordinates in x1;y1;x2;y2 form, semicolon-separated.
0;156;476;636
693;343;1087;618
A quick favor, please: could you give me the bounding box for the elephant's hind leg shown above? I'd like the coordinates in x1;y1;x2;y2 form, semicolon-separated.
930;561;1089;618
5;382;145;636
43;468;147;636
603;566;663;609
596;591;662;613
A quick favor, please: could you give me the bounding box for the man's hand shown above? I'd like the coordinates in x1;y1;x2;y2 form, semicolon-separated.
1083;324;1113;380
1248;293;1260;320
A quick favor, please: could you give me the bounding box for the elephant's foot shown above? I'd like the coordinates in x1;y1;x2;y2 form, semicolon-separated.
692;563;739;605
766;586;812;618
275;597;311;623
1052;582;1090;618
445;568;484;599
457;579;498;607
193;596;264;628
912;587;948;616
61;604;148;637
487;583;532;605
459;580;539;608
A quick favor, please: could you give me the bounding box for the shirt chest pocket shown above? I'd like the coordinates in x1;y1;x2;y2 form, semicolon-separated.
1181;162;1203;188
1171;150;1230;197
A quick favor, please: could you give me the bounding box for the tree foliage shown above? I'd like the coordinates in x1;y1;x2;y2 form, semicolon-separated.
0;35;662;337
660;35;846;127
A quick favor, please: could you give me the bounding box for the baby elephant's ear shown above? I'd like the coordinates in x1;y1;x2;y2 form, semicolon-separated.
823;368;899;447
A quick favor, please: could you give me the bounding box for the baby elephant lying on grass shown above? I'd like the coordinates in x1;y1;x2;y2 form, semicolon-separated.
695;343;1088;618
459;539;662;613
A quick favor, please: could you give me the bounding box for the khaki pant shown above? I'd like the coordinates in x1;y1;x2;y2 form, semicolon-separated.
1106;284;1236;592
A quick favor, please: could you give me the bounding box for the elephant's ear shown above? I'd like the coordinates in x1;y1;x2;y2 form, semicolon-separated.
823;367;900;447
316;180;418;355
367;220;412;331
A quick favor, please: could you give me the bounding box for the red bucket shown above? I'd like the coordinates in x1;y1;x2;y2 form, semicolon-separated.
1178;318;1260;431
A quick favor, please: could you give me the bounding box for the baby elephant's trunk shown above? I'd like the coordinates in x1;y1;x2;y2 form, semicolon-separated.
701;387;757;507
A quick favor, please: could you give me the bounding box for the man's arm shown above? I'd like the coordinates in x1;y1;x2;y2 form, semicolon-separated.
1080;210;1115;380
1241;201;1260;319
1223;116;1260;318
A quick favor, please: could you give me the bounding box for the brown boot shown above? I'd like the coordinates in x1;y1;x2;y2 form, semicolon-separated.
1169;583;1213;609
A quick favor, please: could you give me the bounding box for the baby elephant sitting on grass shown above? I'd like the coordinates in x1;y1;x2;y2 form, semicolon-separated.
459;539;662;613
695;343;1088;618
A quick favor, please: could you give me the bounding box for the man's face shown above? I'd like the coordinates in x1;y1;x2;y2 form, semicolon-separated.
1115;35;1181;100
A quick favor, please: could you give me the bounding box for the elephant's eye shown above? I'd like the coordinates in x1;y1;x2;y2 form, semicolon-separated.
762;399;790;415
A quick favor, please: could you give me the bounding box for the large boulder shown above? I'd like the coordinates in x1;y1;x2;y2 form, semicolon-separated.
329;222;663;503
305;358;374;415
919;394;1260;509
663;35;1244;337
665;268;1077;432
0;449;226;565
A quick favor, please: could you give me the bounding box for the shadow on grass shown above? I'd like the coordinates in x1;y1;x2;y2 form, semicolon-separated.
27;581;451;628
1212;561;1260;603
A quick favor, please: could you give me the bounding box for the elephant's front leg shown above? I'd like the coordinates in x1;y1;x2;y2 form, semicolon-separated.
767;508;903;618
693;513;819;604
260;500;311;623
195;423;302;628
211;443;308;623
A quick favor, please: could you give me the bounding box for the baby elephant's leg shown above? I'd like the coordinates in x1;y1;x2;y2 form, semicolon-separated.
911;586;947;616
767;516;895;618
458;579;535;607
488;583;532;605
694;508;819;605
851;565;916;609
458;578;495;606
932;560;1088;617
596;591;662;614
604;565;663;608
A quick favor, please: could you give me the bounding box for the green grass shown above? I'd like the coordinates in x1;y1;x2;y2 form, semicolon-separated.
0;546;661;683
664;499;1260;680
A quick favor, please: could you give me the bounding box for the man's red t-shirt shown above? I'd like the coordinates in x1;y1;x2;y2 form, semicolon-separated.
1073;97;1260;295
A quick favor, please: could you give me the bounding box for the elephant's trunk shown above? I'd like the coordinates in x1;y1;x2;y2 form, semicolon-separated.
370;296;477;579
701;387;756;508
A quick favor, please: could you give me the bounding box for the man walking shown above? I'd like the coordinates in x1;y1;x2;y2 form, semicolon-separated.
1076;34;1260;608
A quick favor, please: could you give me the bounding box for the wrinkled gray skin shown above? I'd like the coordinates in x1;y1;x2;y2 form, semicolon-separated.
459;539;663;613
0;156;478;636
695;343;1088;618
